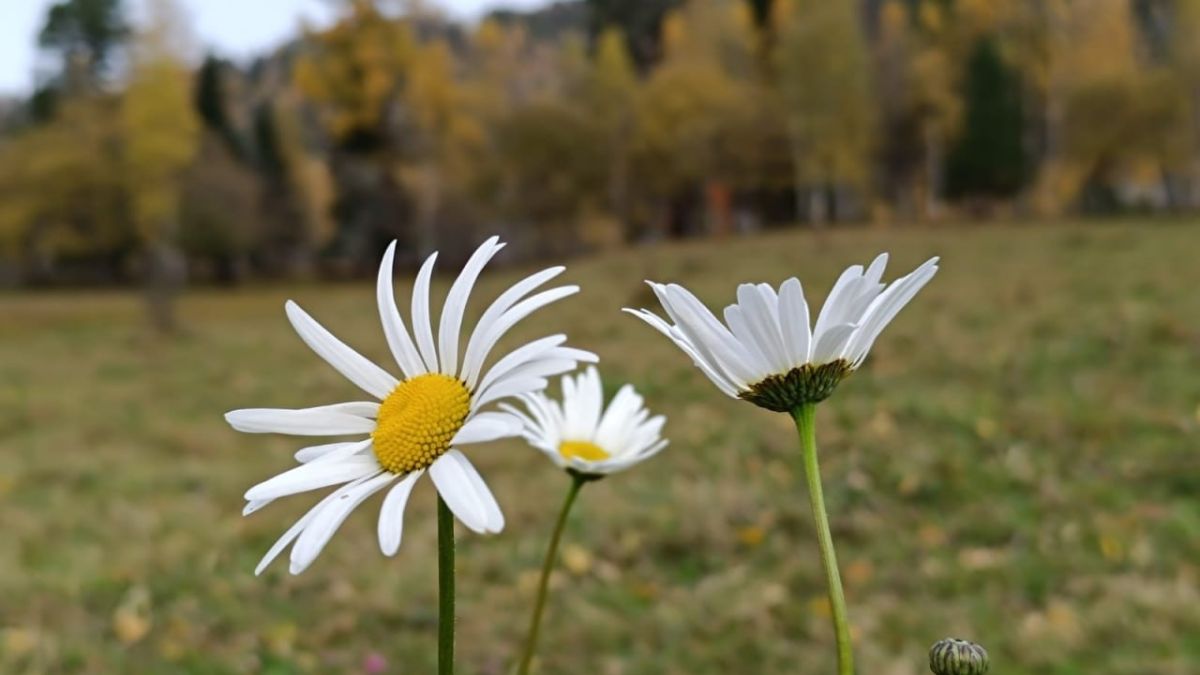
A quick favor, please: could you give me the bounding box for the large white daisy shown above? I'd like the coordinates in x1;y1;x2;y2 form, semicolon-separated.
226;237;596;574
504;367;667;477
624;253;938;411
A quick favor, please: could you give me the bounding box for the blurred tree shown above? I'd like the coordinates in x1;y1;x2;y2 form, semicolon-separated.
580;28;638;225
38;0;130;89
195;54;247;160
121;0;200;332
494;100;607;252
398;38;486;255
1172;0;1200;206
294;0;414;150
945;37;1028;202
633;0;759;236
0;98;129;282
179;134;261;283
775;0;874;224
1032;0;1189;212
294;0;415;260
585;0;682;69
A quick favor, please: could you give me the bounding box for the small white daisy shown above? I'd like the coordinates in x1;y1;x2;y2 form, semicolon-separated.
226;237;596;574
504;367;668;477
624;253;938;411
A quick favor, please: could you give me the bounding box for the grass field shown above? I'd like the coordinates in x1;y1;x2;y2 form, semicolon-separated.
2;222;1199;674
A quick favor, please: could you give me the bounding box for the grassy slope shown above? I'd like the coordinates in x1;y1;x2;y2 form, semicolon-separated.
2;222;1198;674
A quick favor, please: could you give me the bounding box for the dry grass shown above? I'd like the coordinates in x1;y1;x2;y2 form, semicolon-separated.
2;222;1199;674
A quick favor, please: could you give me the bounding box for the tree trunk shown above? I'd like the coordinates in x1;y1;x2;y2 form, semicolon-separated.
144;236;186;334
807;187;828;227
923;124;944;221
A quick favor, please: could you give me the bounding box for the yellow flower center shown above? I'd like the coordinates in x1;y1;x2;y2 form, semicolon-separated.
558;440;611;462
372;374;471;474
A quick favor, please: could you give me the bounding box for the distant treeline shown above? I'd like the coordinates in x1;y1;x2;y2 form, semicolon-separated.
2;0;1200;298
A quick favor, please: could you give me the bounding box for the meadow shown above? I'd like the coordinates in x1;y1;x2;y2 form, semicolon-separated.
2;222;1198;674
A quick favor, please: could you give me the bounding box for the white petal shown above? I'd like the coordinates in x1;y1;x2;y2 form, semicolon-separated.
446;450;504;533
377;241;428;379
812;264;864;346
477;357;579;405
778;277;812;366
377;470;423;556
439;237;503;377
429;452;488;533
294;440;364;463
810;323;857;364
738;284;790;373
461;266;566;387
622;307;740;397
475;334;566;396
593;384;641;452
723;304;776;378
411;251;440;373
658;283;762;386
845;257;939;365
285;301;399;400
289;471;395;574
461;285;579;388
225;404;377;435
474;376;550;408
254;474;372;575
243;499;272;516
245;455;381;501
451;411;522;445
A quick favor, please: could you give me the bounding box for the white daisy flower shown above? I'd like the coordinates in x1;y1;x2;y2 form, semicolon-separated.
503;367;667;478
226;237;596;574
624;253;938;412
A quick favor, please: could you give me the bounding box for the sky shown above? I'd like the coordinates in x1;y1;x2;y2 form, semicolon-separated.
0;0;553;96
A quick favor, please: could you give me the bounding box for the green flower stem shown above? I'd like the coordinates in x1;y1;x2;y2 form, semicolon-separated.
516;472;587;675
437;496;456;675
792;403;855;675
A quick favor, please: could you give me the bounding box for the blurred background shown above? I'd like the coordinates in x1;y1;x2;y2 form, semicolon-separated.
1;0;1198;673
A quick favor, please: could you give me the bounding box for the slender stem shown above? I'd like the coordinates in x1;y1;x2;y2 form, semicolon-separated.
437;496;456;675
516;474;586;675
792;403;854;675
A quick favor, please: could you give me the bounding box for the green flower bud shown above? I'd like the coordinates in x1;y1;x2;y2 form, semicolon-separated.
929;638;989;675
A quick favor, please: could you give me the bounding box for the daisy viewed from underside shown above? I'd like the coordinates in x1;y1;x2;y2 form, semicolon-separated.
623;252;939;675
226;237;595;575
624;253;939;412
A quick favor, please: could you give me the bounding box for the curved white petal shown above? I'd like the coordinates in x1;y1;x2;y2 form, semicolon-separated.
254;474;373;575
461;285;579;389
623;307;740;397
285;301;399;400
245;455;381;502
461;266;567;387
378;470;423;556
429;452;488;533
377;241;428;379
294;440;370;463
439;237;503;377
474;335;566;396
411;252;440;373
452;411;522;445
777;277;812;366
656;283;761;387
474;376;550;408
225;404;377;436
289;471;395;574
448;450;504;533
812;264;864;345
846;257;939;365
810;323;857;365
